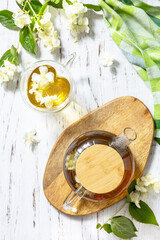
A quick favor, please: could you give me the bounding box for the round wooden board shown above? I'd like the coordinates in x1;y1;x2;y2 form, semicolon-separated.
43;96;154;216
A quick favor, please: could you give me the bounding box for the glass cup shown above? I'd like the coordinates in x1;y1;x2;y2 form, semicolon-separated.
20;54;75;113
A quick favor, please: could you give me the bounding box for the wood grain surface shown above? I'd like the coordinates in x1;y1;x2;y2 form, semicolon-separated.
76;144;125;194
1;0;160;239
43;96;154;216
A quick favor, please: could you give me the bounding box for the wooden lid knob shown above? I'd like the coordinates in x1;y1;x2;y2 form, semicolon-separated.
76;144;124;194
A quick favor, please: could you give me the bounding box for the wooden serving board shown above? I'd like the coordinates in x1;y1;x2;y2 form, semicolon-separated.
43;96;154;216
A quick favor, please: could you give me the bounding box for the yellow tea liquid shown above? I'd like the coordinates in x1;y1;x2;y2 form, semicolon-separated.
27;65;70;109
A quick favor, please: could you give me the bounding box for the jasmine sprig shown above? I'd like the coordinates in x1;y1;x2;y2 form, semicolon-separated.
0;0;101;55
97;175;160;239
0;0;101;81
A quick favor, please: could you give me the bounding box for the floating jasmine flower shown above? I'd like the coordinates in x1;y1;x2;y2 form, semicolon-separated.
72;208;78;214
14;11;31;29
63;0;89;41
29;66;59;109
41;95;59;109
101;53;114;67
0;60;18;83
31;66;55;89
24;130;40;147
29;82;39;94
65;151;76;170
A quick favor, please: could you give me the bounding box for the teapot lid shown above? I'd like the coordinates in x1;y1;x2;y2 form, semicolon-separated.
76;144;124;194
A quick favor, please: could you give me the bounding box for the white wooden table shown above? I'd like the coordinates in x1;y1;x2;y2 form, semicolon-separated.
0;1;160;239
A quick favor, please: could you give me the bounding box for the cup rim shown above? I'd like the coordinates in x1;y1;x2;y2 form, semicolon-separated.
20;60;73;113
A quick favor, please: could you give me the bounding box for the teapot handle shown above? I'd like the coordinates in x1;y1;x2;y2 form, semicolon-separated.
63;185;86;212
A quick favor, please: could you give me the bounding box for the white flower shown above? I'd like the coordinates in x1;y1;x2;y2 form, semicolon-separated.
36;9;60;52
135;179;148;193
153;182;160;193
41;95;59;108
29;82;39;94
101;53;114;67
14;11;31;29
40;12;52;26
38;30;60;52
24;130;40;147
136;174;160;194
0;60;18;83
141;174;157;186
3;60;17;77
31;66;55;89
72;208;78;213
29;66;59;109
129;174;160;208
130;191;141;208
63;1;87;18
65;152;76;170
63;0;89;41
0;69;9;82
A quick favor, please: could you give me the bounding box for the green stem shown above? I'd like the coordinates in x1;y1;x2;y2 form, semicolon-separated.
16;41;20;51
100;200;128;230
22;0;28;12
23;0;37;17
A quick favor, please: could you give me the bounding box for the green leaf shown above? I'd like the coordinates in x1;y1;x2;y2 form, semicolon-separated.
39;2;49;15
48;0;63;9
127;179;136;202
128;179;136;194
16;1;23;9
0;50;13;67
39;0;63;15
66;0;72;5
96;223;101;229
0;10;19;30
103;223;112;233
121;0;133;5
30;17;36;32
10;45;19;65
83;4;102;12
111;216;137;239
30;0;42;14
129;201;159;226
19;26;35;54
0;45;19;67
23;0;42;15
148;14;160;27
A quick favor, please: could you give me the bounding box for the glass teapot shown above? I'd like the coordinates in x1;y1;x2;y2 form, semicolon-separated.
63;127;137;212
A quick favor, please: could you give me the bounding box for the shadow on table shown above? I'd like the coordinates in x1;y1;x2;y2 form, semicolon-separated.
52;100;88;127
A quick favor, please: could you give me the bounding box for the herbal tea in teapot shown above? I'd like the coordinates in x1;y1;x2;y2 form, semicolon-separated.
63;128;136;210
